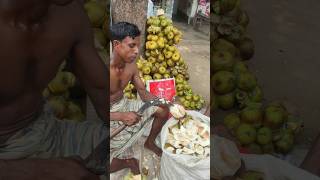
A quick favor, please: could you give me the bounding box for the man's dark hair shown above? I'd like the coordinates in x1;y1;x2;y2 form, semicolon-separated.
110;22;141;42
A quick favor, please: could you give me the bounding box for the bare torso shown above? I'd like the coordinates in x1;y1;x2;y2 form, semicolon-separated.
110;62;137;104
0;2;85;139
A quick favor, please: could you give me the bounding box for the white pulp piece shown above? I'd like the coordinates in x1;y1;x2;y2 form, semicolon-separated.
169;104;186;119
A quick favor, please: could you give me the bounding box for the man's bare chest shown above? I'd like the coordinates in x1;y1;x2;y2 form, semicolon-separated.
110;69;134;94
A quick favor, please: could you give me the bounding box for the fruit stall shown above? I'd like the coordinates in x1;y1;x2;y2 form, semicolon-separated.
42;0;108;122
212;0;320;179
111;0;210;179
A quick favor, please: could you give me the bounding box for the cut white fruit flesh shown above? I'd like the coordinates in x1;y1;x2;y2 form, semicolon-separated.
170;104;186;119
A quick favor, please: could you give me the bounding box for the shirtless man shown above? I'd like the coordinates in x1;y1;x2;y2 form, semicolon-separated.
109;22;169;174
0;0;108;179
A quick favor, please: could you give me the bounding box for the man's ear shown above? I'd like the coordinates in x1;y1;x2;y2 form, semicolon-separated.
112;40;121;49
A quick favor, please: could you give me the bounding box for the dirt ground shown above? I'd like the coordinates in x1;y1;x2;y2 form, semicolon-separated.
174;19;211;108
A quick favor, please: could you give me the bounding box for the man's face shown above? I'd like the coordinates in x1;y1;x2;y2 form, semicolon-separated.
114;36;140;64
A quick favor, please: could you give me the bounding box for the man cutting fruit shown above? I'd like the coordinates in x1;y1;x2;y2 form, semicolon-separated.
109;22;170;175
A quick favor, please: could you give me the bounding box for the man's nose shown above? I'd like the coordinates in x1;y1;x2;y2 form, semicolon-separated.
134;47;139;54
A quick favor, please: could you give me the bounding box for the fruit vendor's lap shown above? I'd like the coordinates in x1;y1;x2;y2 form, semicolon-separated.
0;104;108;175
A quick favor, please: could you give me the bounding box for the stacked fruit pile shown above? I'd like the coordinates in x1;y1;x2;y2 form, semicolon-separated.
84;0;109;64
211;0;256;111
223;102;303;154
124;15;205;111
212;0;303;155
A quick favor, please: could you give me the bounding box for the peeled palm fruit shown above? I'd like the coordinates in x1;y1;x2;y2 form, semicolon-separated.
170;104;186;119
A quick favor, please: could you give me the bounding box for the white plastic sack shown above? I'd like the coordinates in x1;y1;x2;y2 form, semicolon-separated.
159;111;210;180
241;153;320;180
211;135;242;179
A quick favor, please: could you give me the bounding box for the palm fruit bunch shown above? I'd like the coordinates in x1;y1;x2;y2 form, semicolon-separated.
223;102;303;155
135;15;205;110
211;0;257;112
212;0;304;155
84;0;109;64
42;62;85;122
123;82;137;100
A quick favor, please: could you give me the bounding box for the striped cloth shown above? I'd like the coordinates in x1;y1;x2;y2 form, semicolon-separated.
0;104;108;176
110;97;158;162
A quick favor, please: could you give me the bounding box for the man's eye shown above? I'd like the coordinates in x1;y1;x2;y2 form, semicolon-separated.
129;44;135;48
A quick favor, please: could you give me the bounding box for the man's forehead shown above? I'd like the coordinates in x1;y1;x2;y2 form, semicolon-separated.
122;36;141;43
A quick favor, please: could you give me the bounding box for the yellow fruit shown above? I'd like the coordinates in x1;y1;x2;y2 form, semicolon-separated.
147;35;153;41
165;51;173;59
166;59;174;67
163;73;171;79
153;73;162;80
145;62;153;68
143;75;153;81
147;57;156;64
136;62;143;70
172;52;180;61
172;27;179;35
158;66;166;74
48;72;75;94
150;49;159;57
167;45;176;52
157;37;165;49
151;35;159;41
157;54;165;62
142;66;151;75
146;41;158;50
164;25;174;34
151;66;157;73
161;62;168;69
145;50;151;57
174;35;181;44
167;32;174;40
168;40;174;45
183;100;190;108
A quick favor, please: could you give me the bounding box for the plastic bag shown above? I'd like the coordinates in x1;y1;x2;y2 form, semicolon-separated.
159;111;210;180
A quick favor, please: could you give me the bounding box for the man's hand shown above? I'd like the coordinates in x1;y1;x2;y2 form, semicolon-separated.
0;158;100;180
120;112;141;126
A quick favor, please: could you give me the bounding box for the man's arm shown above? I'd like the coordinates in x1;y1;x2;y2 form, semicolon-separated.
132;66;158;102
70;2;108;121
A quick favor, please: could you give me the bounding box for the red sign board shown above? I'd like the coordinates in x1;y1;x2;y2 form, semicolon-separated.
146;78;176;102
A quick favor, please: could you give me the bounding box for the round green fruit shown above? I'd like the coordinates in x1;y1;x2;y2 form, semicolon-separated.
217;92;235;110
236;124;257;145
223;113;241;131
212;71;236;94
257;127;272;145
